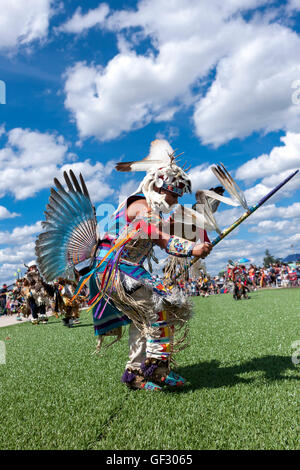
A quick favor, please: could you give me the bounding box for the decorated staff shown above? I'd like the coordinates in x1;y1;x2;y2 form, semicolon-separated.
182;167;299;275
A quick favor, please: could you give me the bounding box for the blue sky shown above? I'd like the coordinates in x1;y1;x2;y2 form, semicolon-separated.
0;0;300;283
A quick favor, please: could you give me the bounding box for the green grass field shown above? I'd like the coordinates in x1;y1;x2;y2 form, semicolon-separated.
0;288;300;450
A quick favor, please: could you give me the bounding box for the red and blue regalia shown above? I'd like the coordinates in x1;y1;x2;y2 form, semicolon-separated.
35;139;221;391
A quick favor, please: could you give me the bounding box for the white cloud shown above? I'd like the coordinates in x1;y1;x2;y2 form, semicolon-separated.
258;202;300;219
64;0;276;142
194;24;300;146
215;207;244;229
59;160;115;203
155;126;179;141
188;164;219;192
62;0;300;147
64;53;191;141
58;4;109;34
0;127;115;202
0;244;35;274
0;128;68;199
0;206;19;220
0;221;43;283
239;175;299;207
243;182;275;206
154;107;179;123
0;0;55;51
219;202;300;227
0;263;23;286
287;0;300;12
248;218;300;234
0;221;42;245
118;178;139;202
236;132;300;181
233;133;300;206
106;0;270;41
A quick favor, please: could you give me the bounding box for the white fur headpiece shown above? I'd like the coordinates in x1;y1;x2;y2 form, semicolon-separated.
115;139;191;212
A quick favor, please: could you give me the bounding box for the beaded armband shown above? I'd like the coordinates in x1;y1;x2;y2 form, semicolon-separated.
166;236;195;257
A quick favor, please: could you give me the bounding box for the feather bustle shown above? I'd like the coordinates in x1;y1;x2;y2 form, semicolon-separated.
35;171;98;281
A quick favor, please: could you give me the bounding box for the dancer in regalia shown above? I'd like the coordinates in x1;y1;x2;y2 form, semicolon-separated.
36;140;240;391
23;261;53;324
54;278;83;327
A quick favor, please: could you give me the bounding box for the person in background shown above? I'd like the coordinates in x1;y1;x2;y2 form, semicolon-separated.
248;265;256;290
0;284;8;316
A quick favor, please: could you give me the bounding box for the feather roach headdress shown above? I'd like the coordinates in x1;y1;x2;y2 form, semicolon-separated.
115;139;191;213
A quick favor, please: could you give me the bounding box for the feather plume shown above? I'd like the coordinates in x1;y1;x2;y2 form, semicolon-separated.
35;171;98;281
115;139;174;172
193;191;221;234
206;186;224;213
211;163;248;210
171;203;220;234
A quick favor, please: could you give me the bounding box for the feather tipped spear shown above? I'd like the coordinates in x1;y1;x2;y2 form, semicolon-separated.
176;168;299;277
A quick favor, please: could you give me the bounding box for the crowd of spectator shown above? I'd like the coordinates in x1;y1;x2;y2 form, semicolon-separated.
1;262;299;315
227;262;300;289
177;276;224;296
175;262;300;296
